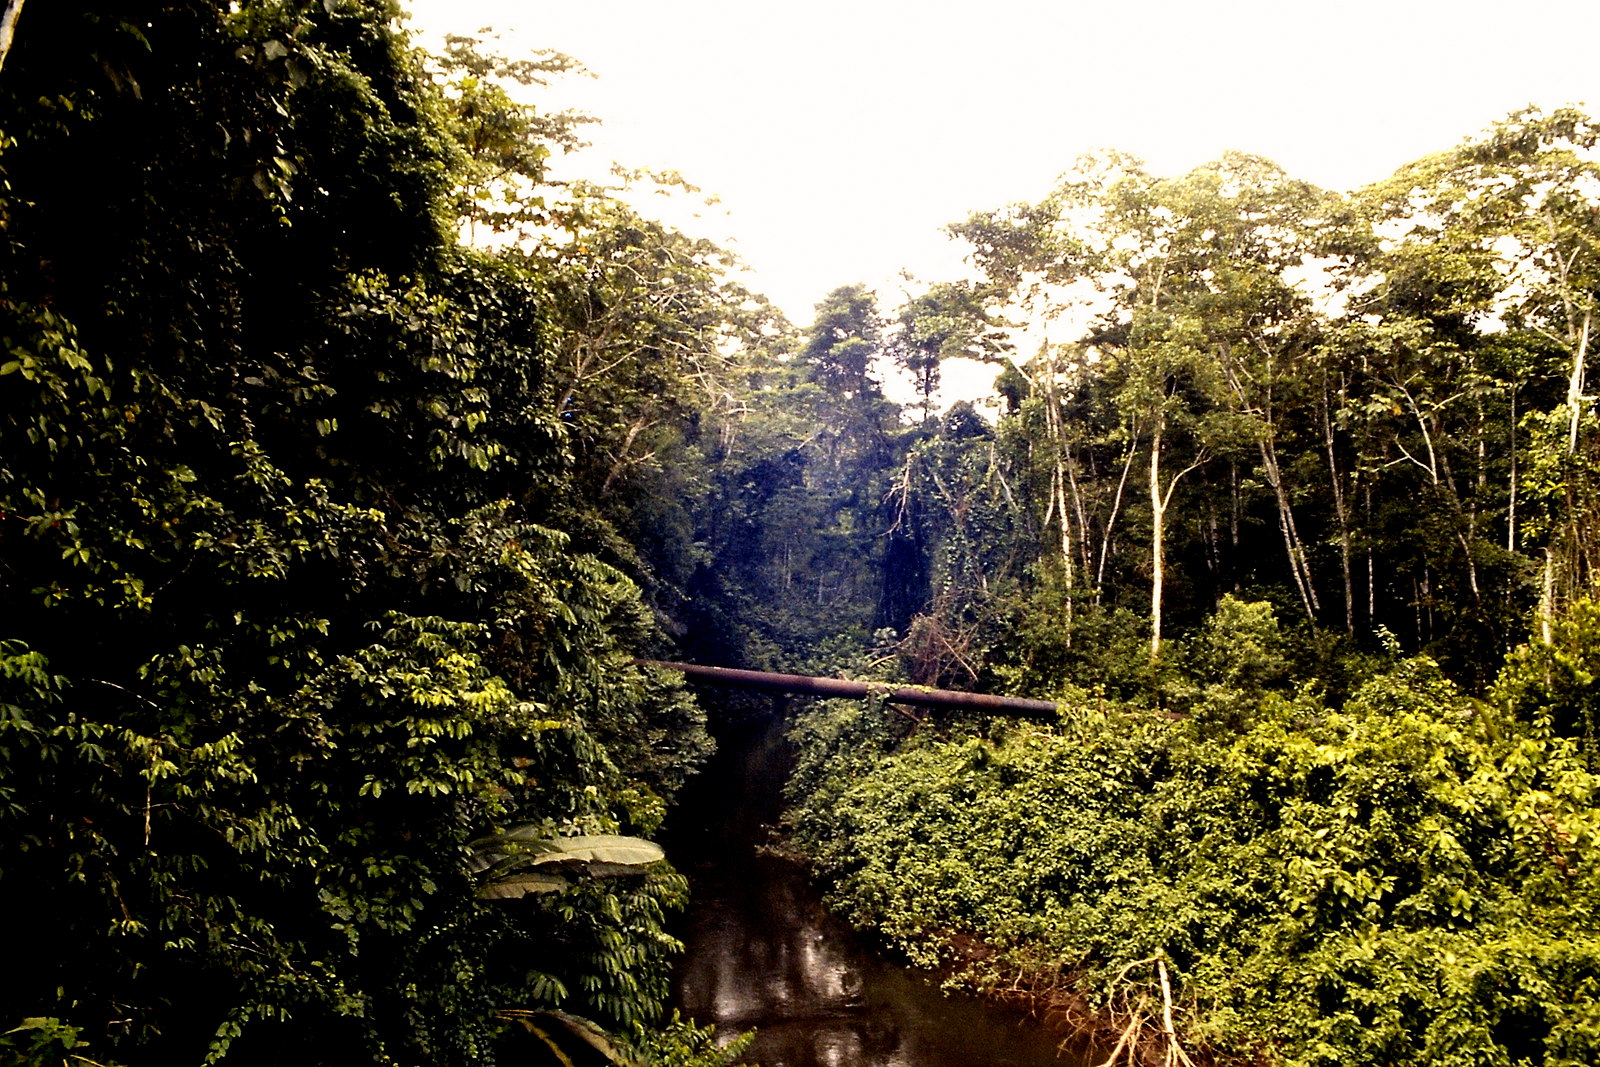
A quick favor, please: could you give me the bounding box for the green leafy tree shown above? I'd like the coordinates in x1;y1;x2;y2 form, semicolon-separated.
890;280;1007;419
0;3;715;1064
433;31;594;241
1337;108;1600;657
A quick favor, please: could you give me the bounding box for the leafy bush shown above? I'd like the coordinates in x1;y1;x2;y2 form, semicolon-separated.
0;1017;127;1067
785;606;1600;1065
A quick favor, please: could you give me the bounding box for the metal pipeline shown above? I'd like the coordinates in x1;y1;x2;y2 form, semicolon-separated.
636;659;1060;718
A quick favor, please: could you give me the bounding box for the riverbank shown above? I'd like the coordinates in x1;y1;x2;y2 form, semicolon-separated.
781;644;1600;1067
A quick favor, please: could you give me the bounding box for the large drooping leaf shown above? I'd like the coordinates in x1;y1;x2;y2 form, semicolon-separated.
470;828;665;899
476;872;570;899
538;835;665;866
466;829;564;874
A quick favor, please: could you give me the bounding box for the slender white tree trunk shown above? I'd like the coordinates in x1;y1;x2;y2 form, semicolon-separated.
1507;389;1518;552
0;0;26;72
1567;310;1589;455
1321;383;1355;633
1260;436;1320;619
1541;548;1556;645
1042;372;1075;631
1097;439;1138;598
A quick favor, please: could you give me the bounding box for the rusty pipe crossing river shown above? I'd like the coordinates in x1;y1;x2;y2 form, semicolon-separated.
636;660;1061;717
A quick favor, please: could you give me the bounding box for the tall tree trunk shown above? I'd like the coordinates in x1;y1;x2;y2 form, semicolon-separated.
1507;388;1518;552
1225;338;1318;620
1565;303;1590;454
1150;424;1165;659
1097;437;1138;599
1058;466;1074;638
1432;427;1481;603
1229;460;1241;591
1041;374;1075;631
1064;450;1095;592
1541;547;1556;645
1320;375;1354;633
1259;436;1320;620
1146;423;1205;659
1536;311;1587;641
1366;484;1376;625
1413;574;1423;648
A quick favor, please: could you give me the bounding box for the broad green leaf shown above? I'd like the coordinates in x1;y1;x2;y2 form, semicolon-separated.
475;872;569;900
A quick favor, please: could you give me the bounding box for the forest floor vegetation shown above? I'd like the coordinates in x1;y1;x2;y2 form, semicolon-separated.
783;599;1600;1067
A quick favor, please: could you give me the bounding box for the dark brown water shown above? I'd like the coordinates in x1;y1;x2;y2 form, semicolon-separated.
665;710;1082;1067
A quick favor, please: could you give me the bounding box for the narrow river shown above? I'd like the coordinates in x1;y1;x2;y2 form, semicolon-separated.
664;708;1084;1067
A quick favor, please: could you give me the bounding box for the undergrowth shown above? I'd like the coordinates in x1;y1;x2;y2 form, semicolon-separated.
784;600;1600;1066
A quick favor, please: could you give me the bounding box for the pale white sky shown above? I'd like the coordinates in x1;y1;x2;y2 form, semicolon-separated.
406;0;1598;332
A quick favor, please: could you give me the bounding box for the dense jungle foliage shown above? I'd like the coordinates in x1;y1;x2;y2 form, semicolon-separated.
786;606;1600;1065
3;2;1599;1066
767;114;1600;1066
0;3;751;1065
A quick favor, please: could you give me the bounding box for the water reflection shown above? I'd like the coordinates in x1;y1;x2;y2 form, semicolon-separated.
666;711;1080;1067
